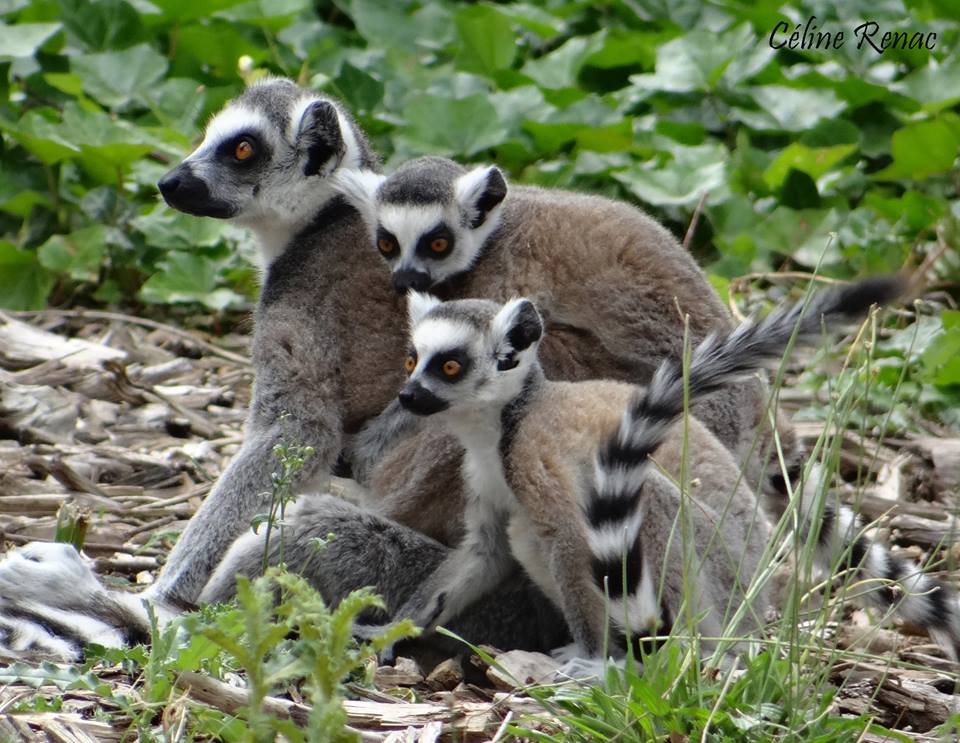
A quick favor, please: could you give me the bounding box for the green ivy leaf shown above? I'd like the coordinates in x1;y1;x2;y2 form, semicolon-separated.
0;21;59;59
401;93;508;157
873;114;960;181
763;143;858;189
347;0;442;52
893;59;960;112
0;109;80;164
921;312;960;387
629;25;763;93
132;206;226;250
37;225;107;282
454;5;516;77
58;0;144;52
741;86;847;132
612;143;729;208
333;61;384;115
72;42;169;109
0;241;55;310
139;251;243;310
151;0;246;22
521;31;606;90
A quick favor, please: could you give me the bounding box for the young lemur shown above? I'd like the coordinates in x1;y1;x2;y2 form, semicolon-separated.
0;78;769;661
336;156;797;512
371;280;960;664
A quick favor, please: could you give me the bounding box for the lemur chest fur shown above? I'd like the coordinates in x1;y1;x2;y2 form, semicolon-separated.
448;413;517;516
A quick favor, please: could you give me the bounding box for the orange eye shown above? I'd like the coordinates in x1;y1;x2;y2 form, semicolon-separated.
235;140;254;161
378;238;395;255
442;360;461;377
430;237;449;253
404;355;417;374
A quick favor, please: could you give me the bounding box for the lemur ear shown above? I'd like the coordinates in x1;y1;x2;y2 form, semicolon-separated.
455;165;508;229
491;298;543;371
331;169;385;226
296;99;345;177
407;291;442;328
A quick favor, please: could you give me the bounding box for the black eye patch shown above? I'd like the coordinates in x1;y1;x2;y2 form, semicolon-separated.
215;132;268;166
415;223;456;261
425;347;471;383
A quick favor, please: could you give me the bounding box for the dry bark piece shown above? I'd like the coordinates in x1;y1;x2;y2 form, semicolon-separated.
0;311;126;371
485;650;561;690
909;437;960;494
375;657;424;688
425;657;463;691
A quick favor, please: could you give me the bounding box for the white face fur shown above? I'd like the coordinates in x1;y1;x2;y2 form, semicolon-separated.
334;161;508;293
396;293;543;420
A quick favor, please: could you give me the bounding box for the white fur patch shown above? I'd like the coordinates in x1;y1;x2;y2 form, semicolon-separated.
407;291;442;327
411;318;476;360
188;105;273;162
333;169;386;232
587;519;643;564
620;560;660;634
336;109;362;171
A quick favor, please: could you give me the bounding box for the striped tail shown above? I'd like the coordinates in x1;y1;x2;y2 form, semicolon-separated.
584;276;904;637
798;469;960;661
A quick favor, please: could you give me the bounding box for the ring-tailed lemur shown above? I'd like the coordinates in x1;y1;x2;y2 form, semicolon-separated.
368;279;960;665
335;156;798;502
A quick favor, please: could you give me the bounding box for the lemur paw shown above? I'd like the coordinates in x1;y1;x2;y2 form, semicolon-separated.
352;621;398;663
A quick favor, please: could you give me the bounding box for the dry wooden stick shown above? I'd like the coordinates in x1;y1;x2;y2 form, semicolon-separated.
175;672;385;741
11;309;252;367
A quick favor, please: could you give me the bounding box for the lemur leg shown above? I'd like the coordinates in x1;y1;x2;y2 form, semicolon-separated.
202;495;569;654
387;501;516;635
546;525;610;661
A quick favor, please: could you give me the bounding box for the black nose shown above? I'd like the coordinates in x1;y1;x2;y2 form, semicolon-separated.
157;171;181;199
157;163;235;218
393;269;433;294
398;382;449;416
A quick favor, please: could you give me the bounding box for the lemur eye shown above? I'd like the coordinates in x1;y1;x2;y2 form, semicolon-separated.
442;360;461;377
430;237;449;253
235;140;254;161
404;355;417;374
378;238;396;255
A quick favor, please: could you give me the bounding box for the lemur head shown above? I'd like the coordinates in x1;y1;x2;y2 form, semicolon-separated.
157;77;378;265
334;156;508;294
398;293;543;417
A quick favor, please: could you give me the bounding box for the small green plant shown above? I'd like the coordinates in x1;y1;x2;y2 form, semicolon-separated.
251;412;316;571
53;501;89;552
191;569;417;743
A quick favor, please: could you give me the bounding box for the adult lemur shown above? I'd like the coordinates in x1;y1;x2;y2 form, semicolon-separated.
364;282;960;668
0;78;796;659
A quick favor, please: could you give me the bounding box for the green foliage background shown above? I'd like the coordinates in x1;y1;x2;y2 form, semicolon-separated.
1;0;958;420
